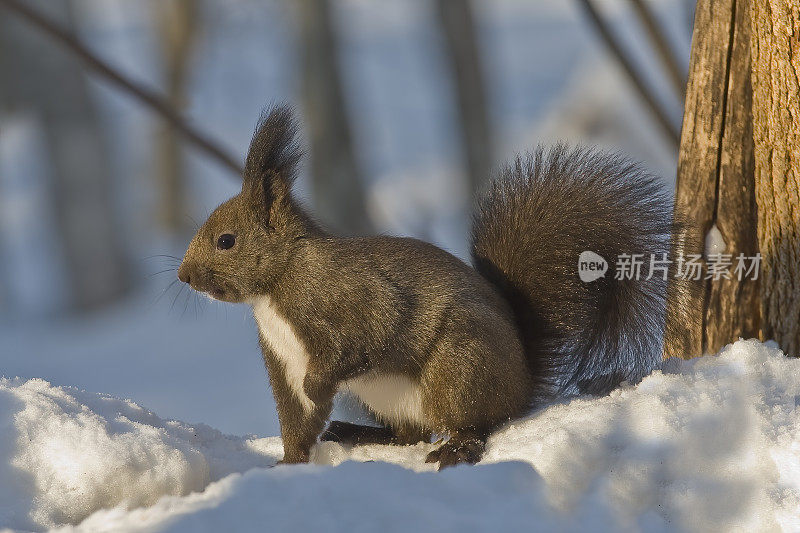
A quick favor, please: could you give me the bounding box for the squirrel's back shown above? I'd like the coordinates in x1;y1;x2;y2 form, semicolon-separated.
472;145;677;401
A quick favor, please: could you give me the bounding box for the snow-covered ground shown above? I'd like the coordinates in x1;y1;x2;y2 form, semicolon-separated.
2;339;799;532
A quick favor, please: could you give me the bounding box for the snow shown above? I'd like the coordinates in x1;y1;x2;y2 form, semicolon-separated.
706;224;727;257
2;339;800;532
0;377;278;531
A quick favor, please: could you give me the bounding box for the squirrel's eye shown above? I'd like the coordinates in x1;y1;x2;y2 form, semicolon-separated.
217;234;236;250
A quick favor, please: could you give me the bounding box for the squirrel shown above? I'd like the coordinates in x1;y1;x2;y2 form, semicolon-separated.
177;105;689;469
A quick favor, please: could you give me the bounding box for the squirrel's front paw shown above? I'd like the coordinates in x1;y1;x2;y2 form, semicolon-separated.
425;436;485;470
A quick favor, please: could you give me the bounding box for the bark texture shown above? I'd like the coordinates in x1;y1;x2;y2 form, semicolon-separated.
666;0;759;358
750;0;800;355
706;0;760;353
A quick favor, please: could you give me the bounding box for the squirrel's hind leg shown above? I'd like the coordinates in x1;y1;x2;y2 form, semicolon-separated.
321;421;393;445
321;420;430;446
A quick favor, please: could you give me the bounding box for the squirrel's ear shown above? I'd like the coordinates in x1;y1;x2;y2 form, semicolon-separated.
241;105;302;225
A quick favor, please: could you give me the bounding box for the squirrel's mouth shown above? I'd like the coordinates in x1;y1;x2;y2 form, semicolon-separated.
189;280;230;302
204;283;242;303
183;270;242;303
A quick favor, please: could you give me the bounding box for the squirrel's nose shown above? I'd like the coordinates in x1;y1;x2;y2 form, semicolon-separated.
177;264;191;284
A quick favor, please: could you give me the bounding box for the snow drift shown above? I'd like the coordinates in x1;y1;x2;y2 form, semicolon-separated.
2;339;800;532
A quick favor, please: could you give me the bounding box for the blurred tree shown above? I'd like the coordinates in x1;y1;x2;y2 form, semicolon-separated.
576;0;680;148
683;0;697;37
0;0;242;177
295;0;372;235
0;228;7;315
0;0;129;311
153;0;200;233
627;0;687;100
435;0;493;198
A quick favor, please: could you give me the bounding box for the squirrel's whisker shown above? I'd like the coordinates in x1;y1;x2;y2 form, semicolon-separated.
169;283;187;314
151;279;179;308
148;268;178;278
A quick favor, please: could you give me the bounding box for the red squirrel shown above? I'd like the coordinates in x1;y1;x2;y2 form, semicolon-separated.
178;106;690;469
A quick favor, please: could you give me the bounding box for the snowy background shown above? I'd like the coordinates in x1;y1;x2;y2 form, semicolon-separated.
7;1;789;532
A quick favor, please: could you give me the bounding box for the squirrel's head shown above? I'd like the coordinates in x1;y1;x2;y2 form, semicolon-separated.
178;106;311;303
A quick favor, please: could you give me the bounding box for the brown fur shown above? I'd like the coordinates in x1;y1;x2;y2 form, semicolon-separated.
179;107;530;468
179;106;685;469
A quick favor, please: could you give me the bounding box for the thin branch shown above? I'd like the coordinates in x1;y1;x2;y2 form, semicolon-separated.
575;0;681;148
0;0;244;176
628;0;687;100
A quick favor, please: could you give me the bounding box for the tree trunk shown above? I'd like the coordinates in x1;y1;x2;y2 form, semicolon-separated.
296;0;372;235
153;0;199;233
750;0;800;355
435;0;493;198
0;0;129;312
665;0;759;358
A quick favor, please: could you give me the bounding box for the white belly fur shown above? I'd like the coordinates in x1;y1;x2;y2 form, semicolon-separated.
251;296;314;415
251;296;425;427
342;372;426;427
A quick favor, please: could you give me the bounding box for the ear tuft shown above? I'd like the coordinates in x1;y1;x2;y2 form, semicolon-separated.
243;104;302;186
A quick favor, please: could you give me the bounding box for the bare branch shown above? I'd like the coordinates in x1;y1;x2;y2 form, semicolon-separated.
575;0;681;148
0;0;244;176
628;0;687;101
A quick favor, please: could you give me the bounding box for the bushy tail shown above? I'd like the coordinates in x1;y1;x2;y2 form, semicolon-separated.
471;146;688;402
